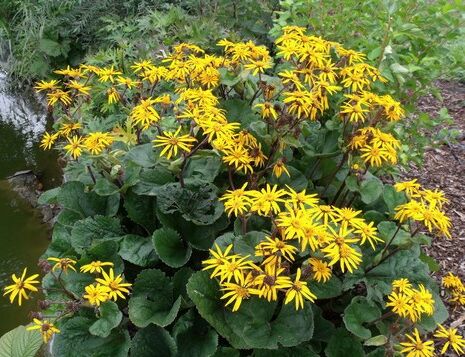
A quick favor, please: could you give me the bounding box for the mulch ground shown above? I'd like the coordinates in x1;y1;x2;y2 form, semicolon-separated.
400;80;465;334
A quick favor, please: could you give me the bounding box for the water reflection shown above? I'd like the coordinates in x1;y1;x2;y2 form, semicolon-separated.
0;73;59;335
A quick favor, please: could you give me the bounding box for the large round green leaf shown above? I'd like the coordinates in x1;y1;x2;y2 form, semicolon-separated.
173;309;218;357
52;317;130;357
128;269;181;328
118;234;158;267
324;328;364;357
0;325;42;357
152;228;191;268
130;325;177;357
89;301;123;338
343;296;381;339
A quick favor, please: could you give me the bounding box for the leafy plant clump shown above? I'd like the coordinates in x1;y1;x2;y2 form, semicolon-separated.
2;26;465;356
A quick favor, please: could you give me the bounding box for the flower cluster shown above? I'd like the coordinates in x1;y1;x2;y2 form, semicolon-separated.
394;180;451;238
3;259;131;343
205;184;384;311
442;272;465;306
385;278;435;322
399;324;465;357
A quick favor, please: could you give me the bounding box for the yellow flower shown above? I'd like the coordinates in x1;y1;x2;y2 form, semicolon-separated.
95;269;132;301
333;207;364;229
202;244;237;278
130;60;154;73
47;90;72;107
57;122;82;137
64;135;85;159
40;132;59;150
220;273;259;312
255;102;278;120
340;101;369;123
54;65;84;78
27;319;60;343
107;87;120;105
218;255;254;284
84;132;114;155
244;58;273;75
130;98;160;129
386;291;413;319
272;158;290;178
394;179;421;197
97;66;122;83
256;236;298;264
360;142;390;167
434;324;465;355
353;221;383;249
116;76;140;89
442;272;464;292
67;80;91;95
34;79;60;92
80;261;114;274
221;145;254;174
83;284;110;306
392;278;413;294
254;266;292;302
219;183;252;217
152;126;197;160
284;268;316;310
47;257;77;273
308;258;332;283
322;225;362;273
248;184;287;216
399;328;434;357
285;186;319;210
3;268;40;306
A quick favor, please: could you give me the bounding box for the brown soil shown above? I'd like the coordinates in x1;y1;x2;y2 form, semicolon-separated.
400;80;465;334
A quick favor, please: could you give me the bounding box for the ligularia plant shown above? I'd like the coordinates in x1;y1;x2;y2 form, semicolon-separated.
3;26;462;356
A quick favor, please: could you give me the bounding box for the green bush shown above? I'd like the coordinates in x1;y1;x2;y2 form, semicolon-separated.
3;27;463;356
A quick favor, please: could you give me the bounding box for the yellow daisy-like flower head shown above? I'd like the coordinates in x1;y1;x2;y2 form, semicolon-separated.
83;283;110;306
27;318;60;343
284;268;317;310
152;126;197;160
3;268;40;306
434;324;465;355
95;268;132;301
399;328;434;357
47;257;77;273
80;261;114;274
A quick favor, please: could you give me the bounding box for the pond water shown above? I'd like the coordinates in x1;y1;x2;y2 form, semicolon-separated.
0;72;60;335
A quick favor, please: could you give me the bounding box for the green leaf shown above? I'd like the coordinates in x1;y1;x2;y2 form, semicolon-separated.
132;167;174;196
118;234;157;267
221;99;258;127
156;183;223;225
343;296;381;339
360;174;383;204
70;215;123;253
57;181;120;219
312;305;335;342
183;150;222;185
390;63;409;74
126;143;158;167
0;325;42;357
173;309;218;357
377;221;411;247
324;328;364;357
419;252;440;272
364;335;387;346
311;276;342;299
128;269;181;328
130;325;177;357
89;301;123;338
268;166;308;191
94;178;120;196
383;185;407;213
123;189;157;231
52;317;130;357
38;187;61;205
173;267;194;304
153;228;192;268
39;38;61;57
